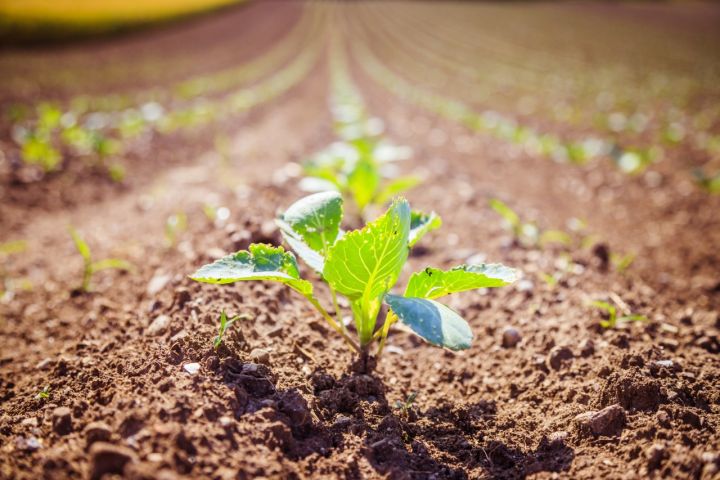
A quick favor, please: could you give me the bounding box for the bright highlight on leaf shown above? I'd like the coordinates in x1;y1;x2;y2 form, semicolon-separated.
190;244;313;298
279;191;343;253
409;210;442;247
405;264;519;299
324;198;411;343
275;191;344;273
190;192;518;362
385;295;472;351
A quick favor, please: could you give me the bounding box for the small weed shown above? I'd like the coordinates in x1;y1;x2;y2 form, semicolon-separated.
70;227;132;292
394;391;418;414
213;310;250;350
165;212;188;248
36;385;50;401
590;299;646;329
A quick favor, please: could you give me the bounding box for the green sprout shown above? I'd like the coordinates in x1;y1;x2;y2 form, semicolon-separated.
19;103;64;172
590;300;646;329
70;227;132;292
36;385;50;401
693;169;720;194
490;198;576;249
190;192;518;361
21;134;62;172
538;272;558;288
394;391;418;414
107;162;126;183
213;310;250;350
203;204;218;222
0;240;27;256
165;212;188;248
489;199;540;247
610;252;635;273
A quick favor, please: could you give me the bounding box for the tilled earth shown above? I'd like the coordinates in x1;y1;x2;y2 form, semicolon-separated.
1;2;719;479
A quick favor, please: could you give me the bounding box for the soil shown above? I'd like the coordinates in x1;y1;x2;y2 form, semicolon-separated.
1;2;719;479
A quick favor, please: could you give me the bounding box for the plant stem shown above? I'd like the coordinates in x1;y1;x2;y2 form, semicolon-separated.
329;287;347;334
308;297;360;353
82;262;92;292
375;310;397;359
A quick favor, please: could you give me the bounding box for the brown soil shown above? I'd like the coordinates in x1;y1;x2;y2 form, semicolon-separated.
1;2;719;480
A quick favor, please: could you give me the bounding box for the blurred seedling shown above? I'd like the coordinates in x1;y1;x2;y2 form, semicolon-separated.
301;137;420;222
213;310;250;350
107;162;126;183
590;299;646;329
394;391;418;415
191;192;518;363
36;385;50;401
214;134;232;168
611;147;657;175
70;227;132;292
165;212;188;248
0;240;27;256
19;103;63;172
538;272;559;289
0;240;31;298
202;204;230;226
610;252;635;273
693;169;720;195
490;198;571;248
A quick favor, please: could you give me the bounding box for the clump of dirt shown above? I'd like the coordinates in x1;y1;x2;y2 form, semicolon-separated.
597;368;665;411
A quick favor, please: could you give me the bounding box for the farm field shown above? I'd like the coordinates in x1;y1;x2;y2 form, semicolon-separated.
1;1;719;479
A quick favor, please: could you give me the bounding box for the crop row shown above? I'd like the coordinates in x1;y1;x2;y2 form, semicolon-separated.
345;3;720;191
5;6;325;180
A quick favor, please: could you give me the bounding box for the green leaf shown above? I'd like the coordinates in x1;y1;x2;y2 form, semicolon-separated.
69;227;91;262
278;191;343;253
190;244;313;297
619;314;647;324
385;294;472;351
405;264;519;299
214;310;241;350
489;199;520;228
91;258;133;272
539;230;572;247
375;176;421;205
324;199;411;343
277;223;326;273
0;240;27;256
409;210;442;247
591;300;617;328
348;159;380;211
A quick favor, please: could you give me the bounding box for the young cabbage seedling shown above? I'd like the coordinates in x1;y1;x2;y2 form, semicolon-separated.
590;300;646;329
190;192;518;361
70;227;132;292
301;138;420;221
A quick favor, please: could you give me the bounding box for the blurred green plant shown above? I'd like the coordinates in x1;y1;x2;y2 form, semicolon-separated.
70;227;132;292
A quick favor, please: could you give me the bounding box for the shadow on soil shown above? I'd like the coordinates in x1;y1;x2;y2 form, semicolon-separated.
213;349;574;479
